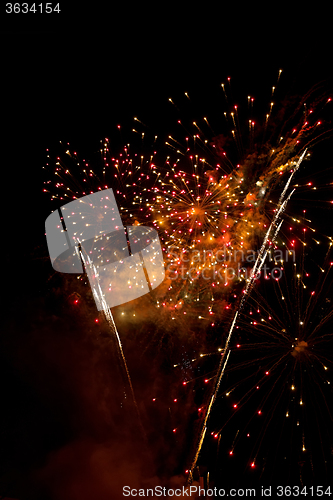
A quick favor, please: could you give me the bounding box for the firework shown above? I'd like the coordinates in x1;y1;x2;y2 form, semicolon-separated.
186;151;309;481
200;239;333;485
43;71;333;484
43;74;332;332
76;242;144;416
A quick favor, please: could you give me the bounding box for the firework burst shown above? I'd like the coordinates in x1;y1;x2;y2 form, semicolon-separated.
42;74;333;345
43;72;333;484
200;239;333;485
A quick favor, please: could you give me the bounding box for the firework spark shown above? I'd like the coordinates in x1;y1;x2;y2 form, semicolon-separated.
75;240;147;442
43;72;333;484
210;240;333;483
187;150;308;481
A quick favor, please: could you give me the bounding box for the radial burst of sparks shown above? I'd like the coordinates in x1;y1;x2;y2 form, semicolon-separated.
193;238;333;484
43;72;333;483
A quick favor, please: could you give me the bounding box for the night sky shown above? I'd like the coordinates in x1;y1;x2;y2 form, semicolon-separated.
2;7;333;499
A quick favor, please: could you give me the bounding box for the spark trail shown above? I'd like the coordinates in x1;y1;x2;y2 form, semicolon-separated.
75;241;147;441
187;150;308;482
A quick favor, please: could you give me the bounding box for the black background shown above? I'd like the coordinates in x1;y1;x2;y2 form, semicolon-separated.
2;4;333;499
